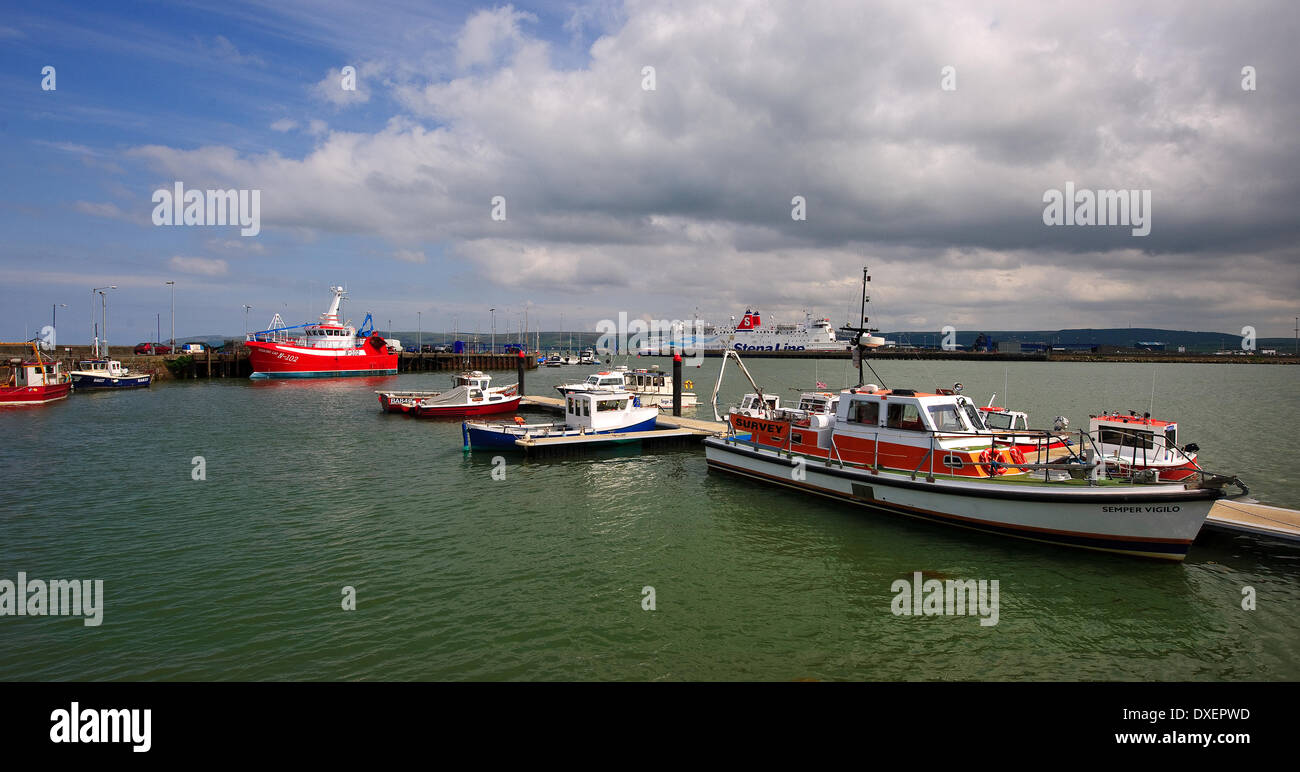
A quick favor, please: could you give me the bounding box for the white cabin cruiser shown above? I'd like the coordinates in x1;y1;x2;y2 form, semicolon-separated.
463;389;659;450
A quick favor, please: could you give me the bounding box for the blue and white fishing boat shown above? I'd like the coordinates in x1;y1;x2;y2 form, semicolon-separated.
69;359;152;389
462;389;659;450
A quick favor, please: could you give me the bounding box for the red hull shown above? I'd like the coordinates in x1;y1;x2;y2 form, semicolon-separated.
411;395;521;418
0;382;71;406
245;340;397;379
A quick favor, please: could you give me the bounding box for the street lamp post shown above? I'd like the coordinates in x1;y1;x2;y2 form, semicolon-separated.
166;281;175;351
243;305;253;338
417;311;421;352
52;303;66;347
490;308;496;354
91;285;115;357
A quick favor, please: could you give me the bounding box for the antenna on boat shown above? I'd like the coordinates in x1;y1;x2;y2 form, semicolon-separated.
844;266;887;388
1148;364;1157;416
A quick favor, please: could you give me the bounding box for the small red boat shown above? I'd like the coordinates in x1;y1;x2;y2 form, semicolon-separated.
1090;411;1201;482
245;286;397;379
1;342;72;406
377;371;520;418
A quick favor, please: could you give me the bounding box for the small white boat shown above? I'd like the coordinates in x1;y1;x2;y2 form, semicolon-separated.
376;371;519;417
556;365;697;408
463;389;659;450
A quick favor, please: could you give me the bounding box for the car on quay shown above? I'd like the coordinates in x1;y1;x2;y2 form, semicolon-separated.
134;343;172;354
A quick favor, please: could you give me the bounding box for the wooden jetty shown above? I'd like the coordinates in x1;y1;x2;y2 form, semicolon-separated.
1204;500;1300;543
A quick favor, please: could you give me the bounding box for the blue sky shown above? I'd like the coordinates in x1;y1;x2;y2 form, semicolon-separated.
2;0;1297;344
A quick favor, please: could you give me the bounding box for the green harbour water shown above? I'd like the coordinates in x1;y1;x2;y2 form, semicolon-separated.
1;358;1297;680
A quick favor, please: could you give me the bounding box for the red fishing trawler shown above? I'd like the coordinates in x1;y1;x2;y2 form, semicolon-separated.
244;286;397;379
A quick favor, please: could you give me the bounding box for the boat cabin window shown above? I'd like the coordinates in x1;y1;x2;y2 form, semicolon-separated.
927;405;964;432
963;404;985;431
847;399;879;425
1100;427;1154;449
1164;426;1177;447
596;399;625;412
567;397;575;414
887;403;925;431
982;412;1011;430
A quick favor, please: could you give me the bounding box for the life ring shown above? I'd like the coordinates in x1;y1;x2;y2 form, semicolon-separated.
1007;447;1026;467
513;416;526;425
979;448;1007;477
684;380;693;389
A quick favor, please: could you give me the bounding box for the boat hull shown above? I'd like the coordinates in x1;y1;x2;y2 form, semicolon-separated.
71;373;152;389
411;395;521;418
245;340;397;379
0;382;72;406
465;415;659;449
704;437;1221;561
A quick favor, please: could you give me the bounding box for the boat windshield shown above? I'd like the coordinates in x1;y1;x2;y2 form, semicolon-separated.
963;404;986;431
927;405;965;432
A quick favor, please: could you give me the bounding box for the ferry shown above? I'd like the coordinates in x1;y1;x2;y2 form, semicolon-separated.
462;389;658;450
640;310;843;354
244;286;397;379
1;343;72;406
69;359;152;389
376;371;519;418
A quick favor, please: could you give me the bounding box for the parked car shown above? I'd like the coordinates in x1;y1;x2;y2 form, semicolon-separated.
432;345;450;353
134;343;172;354
180;343;205;353
420;344;434;353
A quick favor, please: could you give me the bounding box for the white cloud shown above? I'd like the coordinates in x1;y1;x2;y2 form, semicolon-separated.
456;5;537;69
312;66;370;106
123;0;1300;332
168;256;229;276
204;35;265;67
270;118;298;132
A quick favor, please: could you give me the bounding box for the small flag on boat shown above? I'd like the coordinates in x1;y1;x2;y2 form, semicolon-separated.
816;381;827;389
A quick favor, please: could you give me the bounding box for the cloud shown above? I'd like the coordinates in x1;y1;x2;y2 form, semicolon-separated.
121;0;1300;333
203;35;265;67
456;5;537;69
205;238;265;254
74;201;126;218
393;249;427;263
312;66;370;106
74;200;140;224
168;256;229;276
270;118;298;132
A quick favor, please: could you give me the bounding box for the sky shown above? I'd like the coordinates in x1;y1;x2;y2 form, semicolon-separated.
2;0;1297;344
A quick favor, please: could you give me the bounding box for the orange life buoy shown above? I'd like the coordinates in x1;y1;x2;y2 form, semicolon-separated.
979;448;1007;477
1007;447;1026;467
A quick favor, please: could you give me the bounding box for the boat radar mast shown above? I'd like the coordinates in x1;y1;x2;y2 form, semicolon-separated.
841;266;886;388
